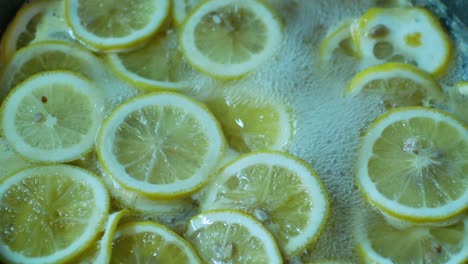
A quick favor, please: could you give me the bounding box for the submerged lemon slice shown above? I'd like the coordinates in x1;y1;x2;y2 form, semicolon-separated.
65;0;170;51
200;151;329;257
97;92;225;198
73;210;128;264
111;221;202;263
357;107;468;223
447;81;468;124
107;30;192;91
0;0;69;63
319;19;357;61
1;71;103;163
0;41;103;100
101;169;193;217
184;210;282;264
345;62;443;108
179;0;283;78
205;90;294;153
0;165;109;264
0;137;32;181
355;208;468;264
173;0;201;25
351;7;453;77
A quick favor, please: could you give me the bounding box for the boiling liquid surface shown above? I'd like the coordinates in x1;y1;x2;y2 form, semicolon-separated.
185;0;466;262
4;0;467;263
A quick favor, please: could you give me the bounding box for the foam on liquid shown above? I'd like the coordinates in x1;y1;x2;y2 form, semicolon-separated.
181;0;467;262
5;0;467;263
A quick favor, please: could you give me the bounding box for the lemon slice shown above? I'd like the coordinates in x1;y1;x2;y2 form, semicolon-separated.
101;169;193;216
344;62;444;108
179;0;283;78
1;71;103;163
319;19;358;61
107;30;191;91
97;92;225;198
357;107;468;223
205;90;294;153
0;41;103;100
355;208;468;264
351;7;453;77
65;0;170;51
0;165;109;264
200;151;329;257
173;0;201;25
184;210;282;263
456;81;468;96
448;81;468;124
111;221;202;263
0;137;32;181
74;209;128;264
0;0;56;63
32;0;74;43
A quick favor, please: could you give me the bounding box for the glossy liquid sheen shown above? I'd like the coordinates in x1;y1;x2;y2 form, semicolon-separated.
3;0;468;263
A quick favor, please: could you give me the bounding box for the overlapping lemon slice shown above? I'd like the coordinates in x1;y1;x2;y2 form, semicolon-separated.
447;81;468;124
0;41;103;100
356;107;468;223
351;7;453;77
0;0;66;63
73;210;128;264
107;29;192;91
101;169;193;217
205;90;294;153
355;208;468;264
345;62;444;108
0;137;32;181
111;221;202;263
319;19;357;61
97;92;225;198
179;0;283;78
0;165;109;264
1;71;103;163
65;0;170;51
173;0;201;25
200;151;329;257
184;210;282;263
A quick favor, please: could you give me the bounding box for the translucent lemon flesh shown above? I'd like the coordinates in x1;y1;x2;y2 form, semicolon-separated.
108;31;190;90
358;107;468;221
111;221;201;263
180;0;282;78
76;0;156;38
194;6;267;64
202;152;329;257
0;41;102;99
114;105;208;183
345;63;443;108
0;165;109;263
205;95;292;153
184;210;282;264
356;209;468;264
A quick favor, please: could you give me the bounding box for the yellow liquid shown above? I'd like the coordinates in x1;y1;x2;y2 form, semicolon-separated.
1;0;468;263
